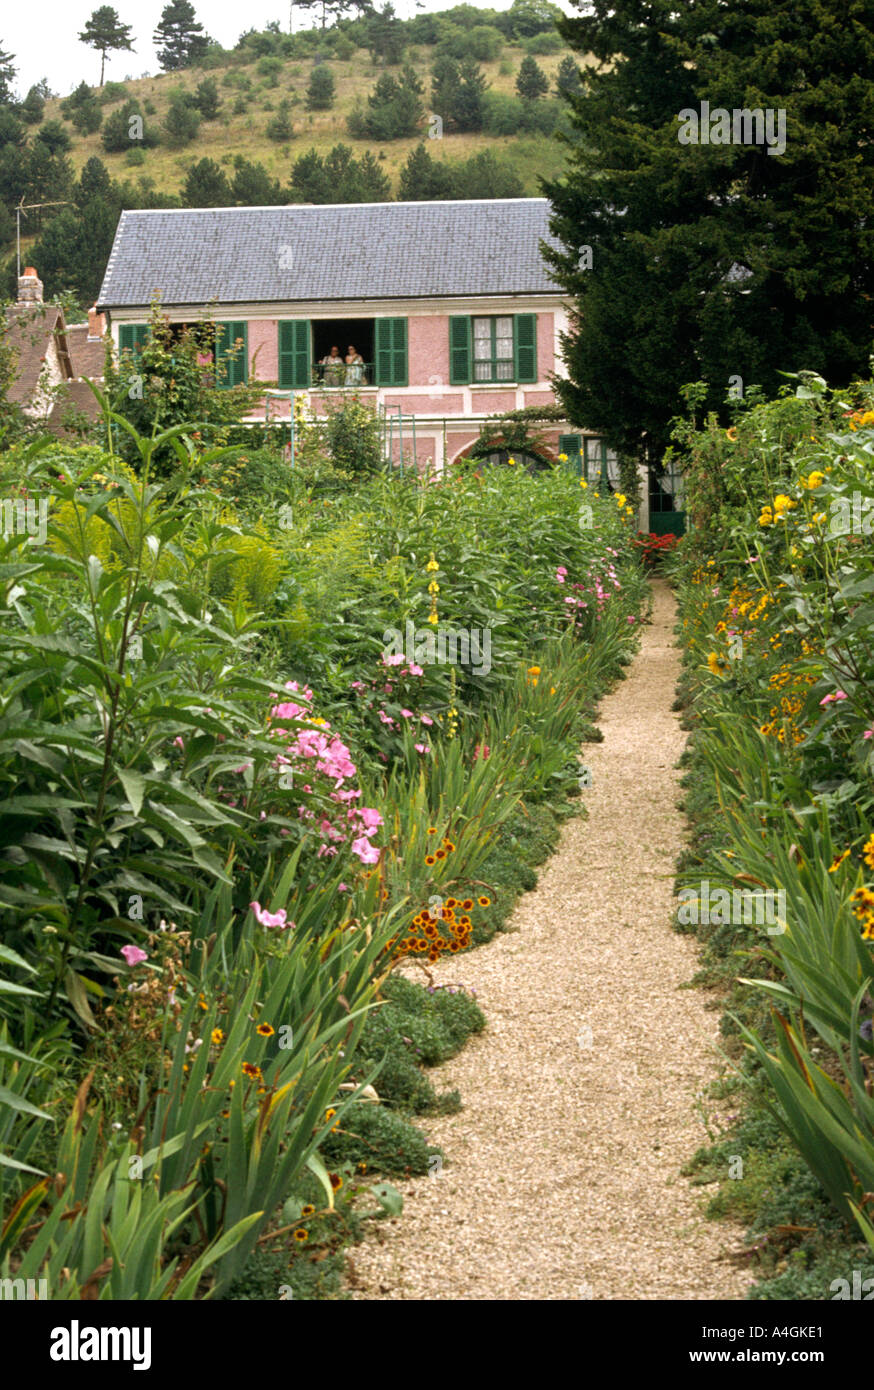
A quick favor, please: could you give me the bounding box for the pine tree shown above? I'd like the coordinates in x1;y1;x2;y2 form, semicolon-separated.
231;156;283;205
398;143;456;200
453;58;487;131
153;0;209;72
183;158;232;206
265;99;294;142
193;76;221;119
516;54;548;101
555;55;580;98
0;44;17;105
306;64;336;111
78;8;135;87
543;0;874;464
20;87;45;125
163;92;200;147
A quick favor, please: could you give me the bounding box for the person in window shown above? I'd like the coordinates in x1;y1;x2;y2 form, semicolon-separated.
321;345;344;386
345;344;365;386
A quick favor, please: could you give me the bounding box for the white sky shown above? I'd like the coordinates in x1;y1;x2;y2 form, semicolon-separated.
5;0;568;95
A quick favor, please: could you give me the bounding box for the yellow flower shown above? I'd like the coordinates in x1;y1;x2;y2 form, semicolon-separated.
427;611;439;625
425;554;439;572
507;457;516;466
773;494;796;513
579;478;587;490
707;652;728;677
615;493;627;508
805;471;825;489
758;510;773;527
828;849;850;873
558;452;568;462
726;427;738;442
863;835;874;871
528;666;541;675
211;1028;224;1046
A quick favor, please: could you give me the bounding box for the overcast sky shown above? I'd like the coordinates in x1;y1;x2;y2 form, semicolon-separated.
5;0;570;95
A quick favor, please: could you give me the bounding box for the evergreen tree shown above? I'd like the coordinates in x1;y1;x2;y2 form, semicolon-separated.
34;120;72;155
153;0;209;71
78;8;135;86
516;54;548;101
0;44;16;105
183;158;231;206
555;54;580;97
355;149;392;201
543;0;874;465
453;58;487;131
367;3;404;65
291;148;332;203
102;100;154;152
71;95;103;134
355;69;422;140
398;143;456;200
193;76;221;119
265;99;294;142
454;150;523;199
20;87;45;125
230;156;283;205
306;64;336;111
163;92;200;147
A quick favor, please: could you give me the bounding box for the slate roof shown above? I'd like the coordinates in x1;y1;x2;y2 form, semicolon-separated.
97;199;560;310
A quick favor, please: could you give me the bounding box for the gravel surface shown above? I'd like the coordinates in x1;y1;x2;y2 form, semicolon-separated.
346;581;753;1300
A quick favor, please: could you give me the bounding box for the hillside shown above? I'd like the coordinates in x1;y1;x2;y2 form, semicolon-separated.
41;41;582;200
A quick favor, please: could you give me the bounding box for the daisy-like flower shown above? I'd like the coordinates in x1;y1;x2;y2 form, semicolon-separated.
828;850;851;873
211;1027;225;1046
293;1228;308;1242
256;1022;275;1038
478;895;491;907
707;652;728;677
329;1172;343;1192
242;1062;263;1081
863;835;874;871
301;1204;315;1217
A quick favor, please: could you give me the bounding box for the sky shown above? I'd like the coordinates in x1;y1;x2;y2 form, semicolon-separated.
4;0;571;95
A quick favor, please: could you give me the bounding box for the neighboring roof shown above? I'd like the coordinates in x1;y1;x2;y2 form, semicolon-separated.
65;322;107;379
97;199;560;310
46;380;104;437
4;303;73;405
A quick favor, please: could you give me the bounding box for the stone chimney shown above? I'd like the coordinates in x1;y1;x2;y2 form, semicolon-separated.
87;305;106;340
17;266;43;304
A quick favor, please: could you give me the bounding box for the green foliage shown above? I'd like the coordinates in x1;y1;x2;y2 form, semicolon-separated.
193;76;222;119
163;92;201;148
306;64;336;111
324;398;383;475
348;66;423;141
515;53;549;100
544;0;874;464
154;0;209;72
265;99;294;143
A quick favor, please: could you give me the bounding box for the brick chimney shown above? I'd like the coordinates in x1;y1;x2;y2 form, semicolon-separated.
87;305;106;340
17;266;43;304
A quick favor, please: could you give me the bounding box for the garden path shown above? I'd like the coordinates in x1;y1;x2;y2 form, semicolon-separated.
347;580;753;1300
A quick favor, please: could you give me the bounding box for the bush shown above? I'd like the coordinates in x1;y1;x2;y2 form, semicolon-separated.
257;55;284;86
524;31;563;54
71;95;103;135
100;80;129;105
163;95;201;148
125;146;146;166
265;99;294;141
325;398;383;474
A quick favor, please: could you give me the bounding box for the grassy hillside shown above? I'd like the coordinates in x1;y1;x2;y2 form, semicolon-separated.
43;41;584;199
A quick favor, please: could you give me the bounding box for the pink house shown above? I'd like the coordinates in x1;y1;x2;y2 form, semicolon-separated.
97;199;610;476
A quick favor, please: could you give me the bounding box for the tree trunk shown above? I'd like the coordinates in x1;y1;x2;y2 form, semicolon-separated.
100;49;106;86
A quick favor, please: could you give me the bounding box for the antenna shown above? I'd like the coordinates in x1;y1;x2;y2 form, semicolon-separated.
16;199;71;281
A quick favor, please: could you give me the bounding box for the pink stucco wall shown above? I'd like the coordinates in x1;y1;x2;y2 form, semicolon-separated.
537;313;554;382
469;390;517;414
248;319;278;379
408;315;450;389
382;393;464;414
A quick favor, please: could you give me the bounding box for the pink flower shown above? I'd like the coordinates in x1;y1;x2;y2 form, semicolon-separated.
338;882;349;892
556;566;568;584
351;836;380;864
120;945;148;967
414;743;430;755
250;900;290;929
378;710;394;725
420;714;434;726
400;708;414;718
382;653;404;667
864;730;874;740
820;692;848;706
173;736;184;749
408;663;424;676
627;615;635;623
350;680;366;692
358;807;383;831
834;691;848;701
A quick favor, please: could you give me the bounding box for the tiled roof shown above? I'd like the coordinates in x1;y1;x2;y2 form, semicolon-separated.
97;199;560;309
4;304;70;404
65;322;108;379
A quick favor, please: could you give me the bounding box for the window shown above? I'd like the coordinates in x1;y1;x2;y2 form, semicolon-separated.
473;316;514;382
449;314;538;385
215;321;247;388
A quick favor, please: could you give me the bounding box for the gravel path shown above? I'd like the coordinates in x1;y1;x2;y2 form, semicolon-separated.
347;580;753;1300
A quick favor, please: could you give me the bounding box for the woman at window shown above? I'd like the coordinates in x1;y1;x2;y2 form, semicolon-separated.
345;345;365;386
321;345;344;386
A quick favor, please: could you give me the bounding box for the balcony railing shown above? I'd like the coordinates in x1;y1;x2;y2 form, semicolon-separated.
311;361;374;388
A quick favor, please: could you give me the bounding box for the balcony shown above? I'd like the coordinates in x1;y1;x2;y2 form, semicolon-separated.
311;360;374;389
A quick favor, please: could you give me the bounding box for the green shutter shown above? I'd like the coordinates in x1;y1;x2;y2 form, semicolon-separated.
375;317;407;387
559;433;582;472
514;313;537;383
216;321;248;389
278;320;311;389
449;315;471;385
118;324;148;356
